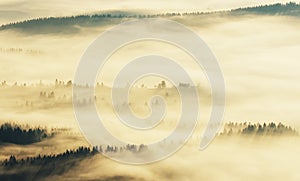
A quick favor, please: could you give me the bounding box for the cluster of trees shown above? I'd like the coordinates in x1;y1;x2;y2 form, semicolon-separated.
73;96;95;107
39;91;55;99
0;80;28;87
0;81;7;86
157;81;167;89
0;123;49;145
0;47;22;53
0;47;41;54
220;122;298;136
23;90;68;109
0;147;98;180
179;83;191;88
23;100;34;107
55;79;72;87
100;144;147;153
0;80;73;88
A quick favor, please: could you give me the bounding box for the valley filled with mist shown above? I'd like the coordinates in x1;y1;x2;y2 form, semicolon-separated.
0;2;300;180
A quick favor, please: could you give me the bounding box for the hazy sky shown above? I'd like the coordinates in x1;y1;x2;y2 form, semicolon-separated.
0;0;298;24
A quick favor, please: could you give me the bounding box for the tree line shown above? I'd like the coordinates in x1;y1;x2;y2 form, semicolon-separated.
0;2;299;32
2;146;97;167
231;2;300;15
2;144;147;167
220;122;298;136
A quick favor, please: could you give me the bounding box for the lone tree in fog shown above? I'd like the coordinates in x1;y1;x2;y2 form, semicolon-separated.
161;81;166;88
66;80;72;87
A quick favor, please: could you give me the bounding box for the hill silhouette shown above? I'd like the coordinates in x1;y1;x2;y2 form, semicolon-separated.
0;2;299;34
0;147;96;180
0;145;146;180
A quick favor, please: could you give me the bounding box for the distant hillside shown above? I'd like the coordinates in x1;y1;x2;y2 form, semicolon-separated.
230;2;300;16
0;2;299;34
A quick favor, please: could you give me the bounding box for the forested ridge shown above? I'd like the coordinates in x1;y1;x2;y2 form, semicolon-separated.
0;2;299;34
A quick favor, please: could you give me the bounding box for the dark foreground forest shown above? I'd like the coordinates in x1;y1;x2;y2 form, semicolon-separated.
0;121;297;180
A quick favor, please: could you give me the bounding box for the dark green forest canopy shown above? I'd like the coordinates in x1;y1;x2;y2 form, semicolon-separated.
0;123;50;145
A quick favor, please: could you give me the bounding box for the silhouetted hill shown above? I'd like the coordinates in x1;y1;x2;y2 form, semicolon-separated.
0;145;145;180
0;2;299;34
0;147;96;180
